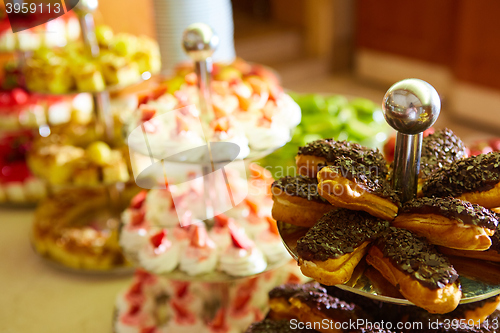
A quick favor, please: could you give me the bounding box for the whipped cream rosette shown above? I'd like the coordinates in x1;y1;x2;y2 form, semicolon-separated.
120;164;291;278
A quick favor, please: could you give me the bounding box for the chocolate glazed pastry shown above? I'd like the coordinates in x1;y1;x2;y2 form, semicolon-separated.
405;295;500;328
438;218;500;262
296;209;388;285
268;282;327;320
317;158;400;221
271;176;336;228
366;228;461;314
289;291;360;333
295;139;388;179
393;197;498;251
420;128;467;180
422;152;500;209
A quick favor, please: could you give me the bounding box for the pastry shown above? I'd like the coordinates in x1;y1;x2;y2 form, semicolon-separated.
138;229;181;274
271;175;336;227
31;187;137;270
366;228;461;314
289;291;360;333
317;158;400;221
422;152;500;209
295;139;388;179
296;209;388;285
393;197;498;251
126;58;301;162
437;218;500;261
179;225;218;276
419;128;467;183
268;282;326;320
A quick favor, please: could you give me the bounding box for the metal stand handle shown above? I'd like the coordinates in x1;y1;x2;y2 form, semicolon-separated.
382;78;441;203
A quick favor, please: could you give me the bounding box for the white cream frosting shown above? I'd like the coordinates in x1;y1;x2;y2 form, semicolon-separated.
138;236;180;274
179;240;218;276
219;245;267;277
255;231;289;263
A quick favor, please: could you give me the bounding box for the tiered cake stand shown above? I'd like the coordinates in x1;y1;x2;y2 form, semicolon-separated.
26;0;158;272
113;24;303;332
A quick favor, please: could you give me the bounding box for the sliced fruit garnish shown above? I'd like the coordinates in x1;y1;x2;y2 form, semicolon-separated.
130;190;148;209
266;216;279;236
229;227;253;250
140;105;156;122
208;308;226;329
130;209;146;226
128;281;143;297
244;197;259;214
174;281;189;298
232;292;251;312
150;230;166;248
211;117;230;132
127;304;141;316
189;225;209;248
171;299;193;319
287;273;302;284
214;214;231;228
141;327;156;333
175;114;190;133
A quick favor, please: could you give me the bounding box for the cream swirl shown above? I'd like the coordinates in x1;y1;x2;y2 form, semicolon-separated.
138;230;180;274
219;246;267;277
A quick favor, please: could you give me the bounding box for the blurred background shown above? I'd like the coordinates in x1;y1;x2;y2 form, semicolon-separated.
98;0;500;136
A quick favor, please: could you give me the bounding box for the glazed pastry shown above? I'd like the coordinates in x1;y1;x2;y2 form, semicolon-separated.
179;225;218;276
449;295;500;323
268;283;326;320
271;175;336;227
422;152;500;209
393;197;498;251
418;128;467;186
289;291;359;333
366;228;461;314
296;209;388;285
317;158;400;221
446;255;500;285
295;139;388;179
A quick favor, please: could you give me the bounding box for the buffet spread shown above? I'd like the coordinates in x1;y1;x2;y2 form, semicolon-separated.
2;2;500;333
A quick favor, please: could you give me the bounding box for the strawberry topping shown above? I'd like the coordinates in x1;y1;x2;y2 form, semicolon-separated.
189;225;209;248
266;216;280;236
130;209;146;227
245;197;259;214
229;227;253;250
173;281;190;298
150;230;166;248
214;214;231;228
208;308;227;330
140;105;156;122
130;190;148;209
141;327;156;333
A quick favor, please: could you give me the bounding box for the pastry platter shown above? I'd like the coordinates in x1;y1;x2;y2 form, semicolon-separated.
277;221;500;305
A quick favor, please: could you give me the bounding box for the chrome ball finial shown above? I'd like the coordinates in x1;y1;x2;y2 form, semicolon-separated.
182;23;219;61
74;0;99;15
383;78;441;135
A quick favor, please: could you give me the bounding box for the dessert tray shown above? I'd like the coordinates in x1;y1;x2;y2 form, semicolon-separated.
278;221;500;304
271;79;500;314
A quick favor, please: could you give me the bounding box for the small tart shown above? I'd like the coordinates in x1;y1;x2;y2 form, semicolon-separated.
317;158;399;221
422;152;500;208
367;228;461;314
271;175;336;227
296;139;388;179
393;197;498;250
296;209;388;285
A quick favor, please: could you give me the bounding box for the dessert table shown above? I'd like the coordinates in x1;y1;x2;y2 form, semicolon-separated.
0;207;128;333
